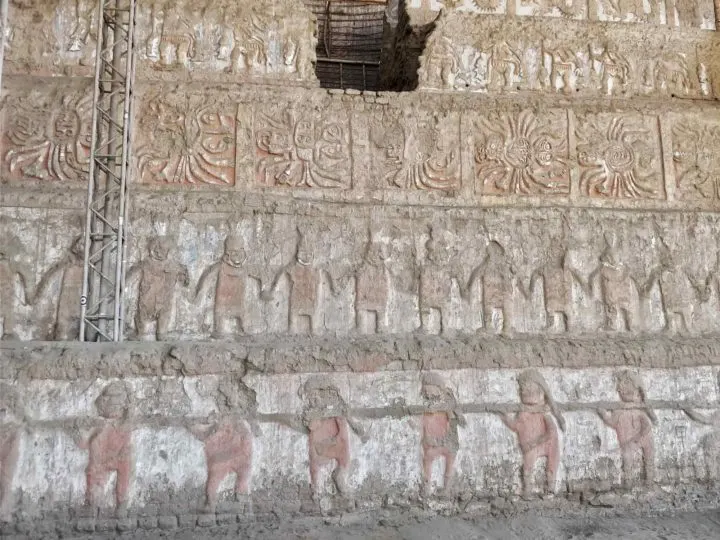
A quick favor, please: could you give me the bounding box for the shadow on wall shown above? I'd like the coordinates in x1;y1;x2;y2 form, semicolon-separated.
379;0;438;91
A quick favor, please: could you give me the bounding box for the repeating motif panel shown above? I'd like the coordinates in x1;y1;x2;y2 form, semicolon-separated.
473;110;569;196
1;85;92;183
575;113;664;200
368;108;461;192
135;0;317;81
134;91;236;186
418;14;710;99
254;107;352;189
671;116;720;203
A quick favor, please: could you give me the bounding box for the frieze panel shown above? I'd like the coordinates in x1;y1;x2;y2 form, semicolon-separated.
670;116;720;203
0;365;719;517
1;85;92;183
136;0;317;81
5;207;717;341
253;107;352;189
368;108;461;192
418;14;711;98
134;90;236;186
473;109;569;196
575;113;664;200
406;0;716;28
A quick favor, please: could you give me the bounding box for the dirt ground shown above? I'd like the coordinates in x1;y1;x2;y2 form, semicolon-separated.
42;508;718;540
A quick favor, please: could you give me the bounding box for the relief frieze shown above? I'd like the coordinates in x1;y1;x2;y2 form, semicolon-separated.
418;14;714;98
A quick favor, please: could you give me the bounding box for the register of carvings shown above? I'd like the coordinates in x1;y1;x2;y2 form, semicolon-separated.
418;14;712;99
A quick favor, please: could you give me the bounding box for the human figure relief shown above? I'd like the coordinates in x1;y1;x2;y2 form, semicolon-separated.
264;231;345;335
75;382;133;514
0;241;31;340
355;231;390;334
684;373;720;482
670;0;706;26
196;234;257;338
502;370;565;497
221;9;269;74
129;237;189;341
149;0;202;68
639;237;710;334
32;236;84;340
487;41;522;92
0;384;24;521
598;370;656;489
468;241;515;334
189;376;260;512
420;227;458;334
517;241;577;333
419;373;465;495
421;36;458;88
587;243;637;332
589;42;630;97
67;0;96;54
281;378;367;498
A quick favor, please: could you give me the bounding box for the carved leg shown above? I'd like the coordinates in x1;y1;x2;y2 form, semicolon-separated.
159;42;174;67
522;449;540;497
234;464;250;496
641;441;655;486
0;436;20;520
204;466;227;512
177;41;191;66
421;307;442;335
442;449;456;492
331;463;348;495
357;310;378;334
156;309;173;341
291;313;312;335
422;445;441;493
115;461;131;514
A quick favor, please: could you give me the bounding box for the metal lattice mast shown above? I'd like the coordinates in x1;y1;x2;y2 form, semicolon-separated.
80;0;136;342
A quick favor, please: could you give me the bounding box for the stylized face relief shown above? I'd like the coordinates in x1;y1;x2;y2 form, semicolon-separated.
520;380;545;406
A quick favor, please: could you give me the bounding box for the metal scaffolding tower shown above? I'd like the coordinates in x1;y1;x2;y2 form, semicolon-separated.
80;0;136;342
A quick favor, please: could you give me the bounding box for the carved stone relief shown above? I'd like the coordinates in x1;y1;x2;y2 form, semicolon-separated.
575;114;664;200
1;86;92;183
368;108;460;192
4;0;97;76
418;14;711;98
473;110;569;196
137;0;317;81
671;117;720;202
254;108;352;189
134;91;236;186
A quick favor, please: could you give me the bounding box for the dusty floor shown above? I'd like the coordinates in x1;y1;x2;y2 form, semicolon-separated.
43;509;719;539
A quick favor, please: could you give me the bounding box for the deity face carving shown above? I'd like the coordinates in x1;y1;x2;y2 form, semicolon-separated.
519;380;545;406
95;383;129;420
616;373;642;403
51;109;81;143
223;235;247;267
148;237;171;261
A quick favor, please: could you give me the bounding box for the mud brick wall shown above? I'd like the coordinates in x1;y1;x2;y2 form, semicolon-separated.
1;0;719;530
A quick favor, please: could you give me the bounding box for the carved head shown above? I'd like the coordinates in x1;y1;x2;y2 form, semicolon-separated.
615;370;645;404
0;382;24;425
95;382;130;420
426;227;458;265
296;233;315;265
148;236;171;261
421;372;455;405
216;376;257;416
51;107;81;143
517;369;551;406
223;234;247;267
486;240;505;261
301;377;343;411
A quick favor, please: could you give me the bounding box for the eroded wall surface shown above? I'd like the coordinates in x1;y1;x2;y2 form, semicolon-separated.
1;0;719;532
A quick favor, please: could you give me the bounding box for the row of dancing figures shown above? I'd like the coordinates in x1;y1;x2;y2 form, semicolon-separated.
2;231;717;340
1;370;718;519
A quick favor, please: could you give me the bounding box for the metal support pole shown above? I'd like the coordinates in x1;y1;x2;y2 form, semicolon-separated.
0;0;8;92
80;0;136;342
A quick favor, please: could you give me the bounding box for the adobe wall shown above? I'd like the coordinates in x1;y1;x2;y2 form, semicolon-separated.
1;0;719;533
